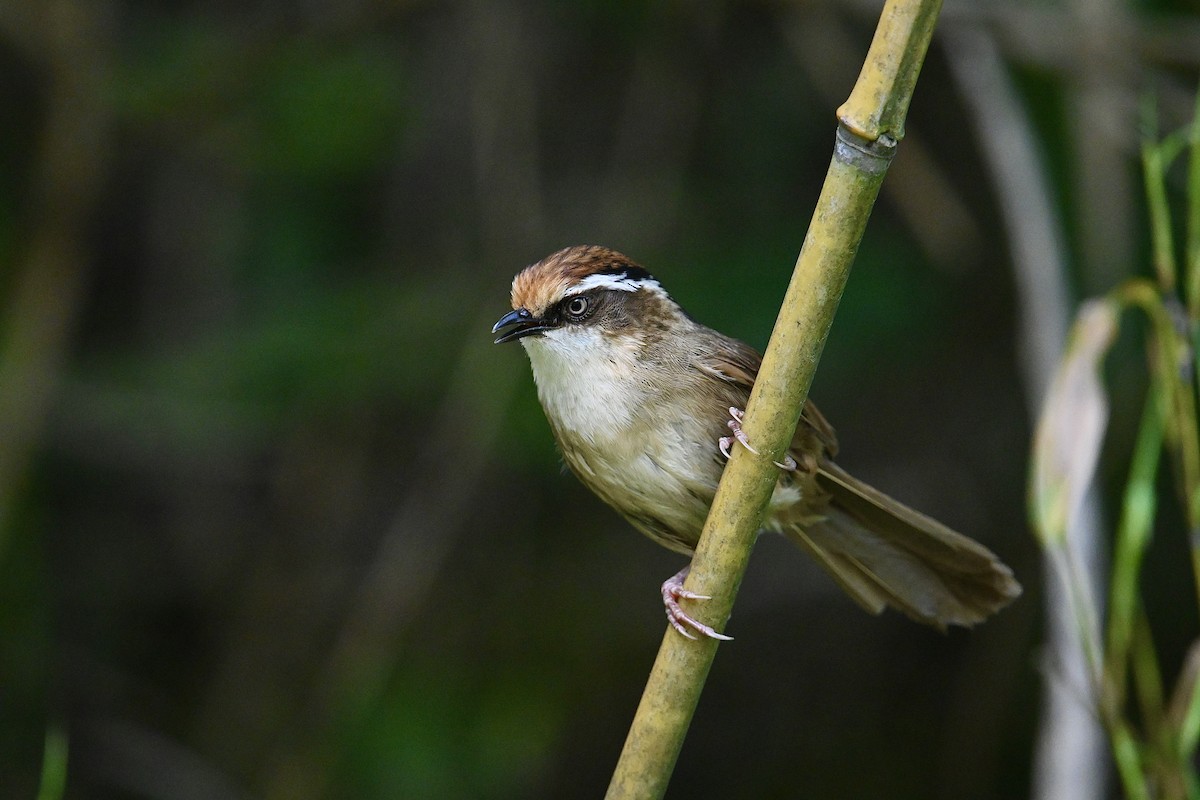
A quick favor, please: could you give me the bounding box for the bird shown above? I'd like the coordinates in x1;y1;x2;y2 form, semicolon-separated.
492;245;1021;640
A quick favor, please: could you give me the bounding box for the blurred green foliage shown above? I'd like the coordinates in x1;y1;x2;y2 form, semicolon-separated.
2;1;1198;798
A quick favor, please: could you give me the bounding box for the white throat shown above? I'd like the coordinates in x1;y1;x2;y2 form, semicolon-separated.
520;327;642;444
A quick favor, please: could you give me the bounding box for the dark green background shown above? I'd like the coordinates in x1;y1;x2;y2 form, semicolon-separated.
3;1;1198;797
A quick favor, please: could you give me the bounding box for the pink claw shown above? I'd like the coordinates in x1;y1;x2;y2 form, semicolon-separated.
726;407;760;455
719;407;798;471
718;436;734;459
661;565;733;641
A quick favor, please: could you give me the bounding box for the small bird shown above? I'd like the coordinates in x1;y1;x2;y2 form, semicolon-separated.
493;245;1020;640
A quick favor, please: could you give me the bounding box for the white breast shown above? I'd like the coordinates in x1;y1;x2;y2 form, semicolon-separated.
517;323;806;552
520;327;717;549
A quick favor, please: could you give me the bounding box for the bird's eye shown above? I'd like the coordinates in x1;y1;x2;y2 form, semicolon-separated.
564;296;590;320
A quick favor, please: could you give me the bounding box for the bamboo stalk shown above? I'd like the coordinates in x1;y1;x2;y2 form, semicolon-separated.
604;2;943;797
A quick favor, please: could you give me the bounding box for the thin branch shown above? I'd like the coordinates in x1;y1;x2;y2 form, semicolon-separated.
604;2;943;796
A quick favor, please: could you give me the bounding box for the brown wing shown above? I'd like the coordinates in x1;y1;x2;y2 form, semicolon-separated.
694;335;838;459
694;335;761;393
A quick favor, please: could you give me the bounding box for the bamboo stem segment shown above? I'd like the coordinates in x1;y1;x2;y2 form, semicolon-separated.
604;2;943;797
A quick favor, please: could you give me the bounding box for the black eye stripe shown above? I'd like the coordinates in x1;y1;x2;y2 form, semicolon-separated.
598;265;655;283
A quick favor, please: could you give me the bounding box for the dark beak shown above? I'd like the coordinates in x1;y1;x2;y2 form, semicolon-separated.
492;307;550;344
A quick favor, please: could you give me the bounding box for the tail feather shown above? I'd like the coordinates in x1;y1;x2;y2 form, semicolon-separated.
782;462;1021;630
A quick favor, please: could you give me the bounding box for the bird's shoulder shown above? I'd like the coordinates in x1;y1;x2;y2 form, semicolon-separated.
692;330;838;459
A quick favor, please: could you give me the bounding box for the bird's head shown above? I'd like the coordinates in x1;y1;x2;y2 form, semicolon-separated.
492;245;681;351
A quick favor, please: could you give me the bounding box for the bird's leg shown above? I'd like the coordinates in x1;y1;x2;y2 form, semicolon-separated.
719;407;797;471
661;564;733;641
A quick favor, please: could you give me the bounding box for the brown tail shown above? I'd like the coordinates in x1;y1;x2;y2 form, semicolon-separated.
783;462;1022;630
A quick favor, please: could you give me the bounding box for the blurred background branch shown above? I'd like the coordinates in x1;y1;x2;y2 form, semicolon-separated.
941;22;1109;800
0;0;113;554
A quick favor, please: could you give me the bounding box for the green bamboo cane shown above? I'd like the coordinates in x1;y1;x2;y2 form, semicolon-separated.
604;2;943;797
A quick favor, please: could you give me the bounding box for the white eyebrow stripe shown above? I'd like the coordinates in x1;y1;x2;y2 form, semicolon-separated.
565;272;664;296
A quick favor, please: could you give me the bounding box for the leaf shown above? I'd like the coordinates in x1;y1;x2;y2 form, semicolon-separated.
1030;299;1119;548
1166;639;1200;760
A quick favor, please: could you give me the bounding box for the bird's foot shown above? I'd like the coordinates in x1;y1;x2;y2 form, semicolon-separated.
719;407;797;471
661;565;733;641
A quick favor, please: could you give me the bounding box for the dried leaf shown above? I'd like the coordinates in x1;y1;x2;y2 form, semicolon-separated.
1030;299;1119;547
